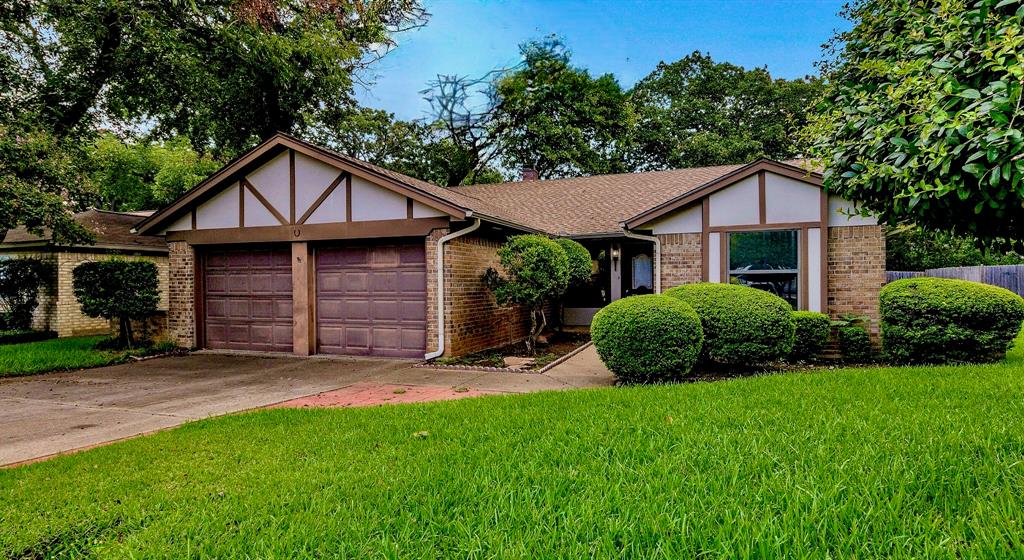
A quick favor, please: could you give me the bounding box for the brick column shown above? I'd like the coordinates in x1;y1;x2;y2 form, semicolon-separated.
425;227;449;357
657;233;703;290
167;241;196;348
827;225;886;345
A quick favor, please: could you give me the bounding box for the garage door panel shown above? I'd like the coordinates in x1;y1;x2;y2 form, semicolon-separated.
316;241;426;358
204;247;292;352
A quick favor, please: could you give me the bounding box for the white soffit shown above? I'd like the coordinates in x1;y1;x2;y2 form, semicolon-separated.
709;175;759;226
828;195;878;226
350;175;407;221
245;152;290;219
648;203;702;234
195;182;239;230
765;173;820;223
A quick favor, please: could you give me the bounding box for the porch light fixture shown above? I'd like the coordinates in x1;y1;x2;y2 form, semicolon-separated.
611;247;621;260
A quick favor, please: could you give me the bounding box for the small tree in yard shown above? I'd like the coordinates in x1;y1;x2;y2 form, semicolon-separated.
484;235;569;354
0;258;54;330
72;259;159;348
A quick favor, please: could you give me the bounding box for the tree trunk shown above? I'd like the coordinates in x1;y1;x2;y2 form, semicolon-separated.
119;316;134;349
526;309;537;355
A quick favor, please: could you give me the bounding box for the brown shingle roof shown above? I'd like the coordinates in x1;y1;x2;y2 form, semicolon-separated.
1;209;167;252
449;164;748;236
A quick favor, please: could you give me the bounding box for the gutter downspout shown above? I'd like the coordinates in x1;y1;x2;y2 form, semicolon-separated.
621;229;661;294
425;218;482;360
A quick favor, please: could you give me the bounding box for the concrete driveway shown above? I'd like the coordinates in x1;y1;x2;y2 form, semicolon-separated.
0;347;614;466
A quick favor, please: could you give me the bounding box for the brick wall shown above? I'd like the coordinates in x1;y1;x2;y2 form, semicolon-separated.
443;232;531;356
424;228;446;355
0;250;167;337
658;233;703;289
827;225;886;345
167;241;196;348
51;252;169;337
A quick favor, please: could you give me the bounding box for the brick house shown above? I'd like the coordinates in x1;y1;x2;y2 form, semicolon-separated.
134;134;884;358
0;210;169;337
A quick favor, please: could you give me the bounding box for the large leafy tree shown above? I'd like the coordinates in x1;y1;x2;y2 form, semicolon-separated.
492;38;629;179
804;0;1024;243
312;107;501;187
88;134;222;211
0;0;424;241
624;51;822;171
423;37;629;183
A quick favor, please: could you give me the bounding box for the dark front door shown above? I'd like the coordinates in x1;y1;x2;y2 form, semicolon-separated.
202;247;293;352
315;242;427;358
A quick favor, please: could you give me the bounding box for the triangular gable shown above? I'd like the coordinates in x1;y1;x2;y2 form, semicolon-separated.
135;133;468;235
623;160;822;230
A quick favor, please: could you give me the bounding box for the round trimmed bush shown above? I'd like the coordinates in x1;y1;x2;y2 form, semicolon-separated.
789;311;831;361
555;238;592;287
665;283;795;365
880;277;1024;364
591;294;703;383
838;325;873;363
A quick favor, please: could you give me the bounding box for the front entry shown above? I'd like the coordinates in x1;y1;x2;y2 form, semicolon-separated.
202;247;293;352
315;241;427;358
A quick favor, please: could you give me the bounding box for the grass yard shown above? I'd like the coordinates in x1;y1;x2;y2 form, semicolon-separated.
3;338;1024;557
0;336;126;377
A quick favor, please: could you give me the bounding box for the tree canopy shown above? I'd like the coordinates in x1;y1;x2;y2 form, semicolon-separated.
804;0;1024;243
1;0;424;242
625;52;821;171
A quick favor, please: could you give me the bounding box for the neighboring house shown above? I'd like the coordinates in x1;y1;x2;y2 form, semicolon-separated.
134;133;884;359
0;210;170;337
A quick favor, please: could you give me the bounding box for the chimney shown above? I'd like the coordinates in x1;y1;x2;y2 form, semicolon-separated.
520;168;539;181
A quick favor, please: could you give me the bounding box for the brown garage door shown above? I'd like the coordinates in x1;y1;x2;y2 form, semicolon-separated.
316;242;427;358
203;247;293;352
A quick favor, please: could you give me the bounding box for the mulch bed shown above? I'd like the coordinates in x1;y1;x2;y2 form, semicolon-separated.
431;330;591;371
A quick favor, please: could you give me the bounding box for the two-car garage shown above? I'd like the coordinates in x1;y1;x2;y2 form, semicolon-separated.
200;242;427;357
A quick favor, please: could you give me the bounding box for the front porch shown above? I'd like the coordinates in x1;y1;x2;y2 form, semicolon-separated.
563;237;655;326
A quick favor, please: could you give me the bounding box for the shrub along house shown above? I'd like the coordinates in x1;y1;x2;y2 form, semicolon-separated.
134;133;884;359
0;209;170;337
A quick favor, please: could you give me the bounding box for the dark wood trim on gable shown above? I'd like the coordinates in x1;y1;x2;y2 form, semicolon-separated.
701;199;710;282
406;197;414;219
345;174;353;222
238;180;245;227
298;172;346;225
624;160;822;230
758;171;767;225
134;133;468;235
241;179;288;225
289;149;296;224
166;217;448;245
191;209;196;230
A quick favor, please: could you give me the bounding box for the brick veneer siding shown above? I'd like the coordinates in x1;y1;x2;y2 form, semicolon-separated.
424;228;446;356
657;233;703;289
167;241;196;348
443;232;531;357
827;225;886;345
1;250;168;337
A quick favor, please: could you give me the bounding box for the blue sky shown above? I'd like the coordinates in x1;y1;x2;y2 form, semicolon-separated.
355;0;848;121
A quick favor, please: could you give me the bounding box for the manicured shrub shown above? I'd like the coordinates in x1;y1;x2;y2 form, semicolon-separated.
789;311;831;361
72;259;160;348
838;325;873;363
555;238;592;288
484;234;569;354
0;257;54;330
665;283;794;366
880;277;1024;364
591;294;703;383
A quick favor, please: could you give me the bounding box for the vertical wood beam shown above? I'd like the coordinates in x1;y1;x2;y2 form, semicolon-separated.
701;199;710;281
758;171;767;224
292;242;314;355
820;190;830;314
289;149;296;224
800;227;809;311
345;174;353;222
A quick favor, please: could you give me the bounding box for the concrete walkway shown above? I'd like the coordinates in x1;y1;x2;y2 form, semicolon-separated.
1;347;614;466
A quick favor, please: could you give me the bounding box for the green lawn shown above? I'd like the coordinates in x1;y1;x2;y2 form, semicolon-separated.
0;336;124;377
3;339;1024;557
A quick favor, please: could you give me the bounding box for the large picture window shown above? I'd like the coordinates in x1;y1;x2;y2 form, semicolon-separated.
728;230;798;308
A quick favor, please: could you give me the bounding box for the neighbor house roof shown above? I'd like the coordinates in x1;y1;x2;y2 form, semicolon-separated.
0;209;167;253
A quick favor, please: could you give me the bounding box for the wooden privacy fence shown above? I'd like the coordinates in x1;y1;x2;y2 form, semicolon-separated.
886;265;1024;297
